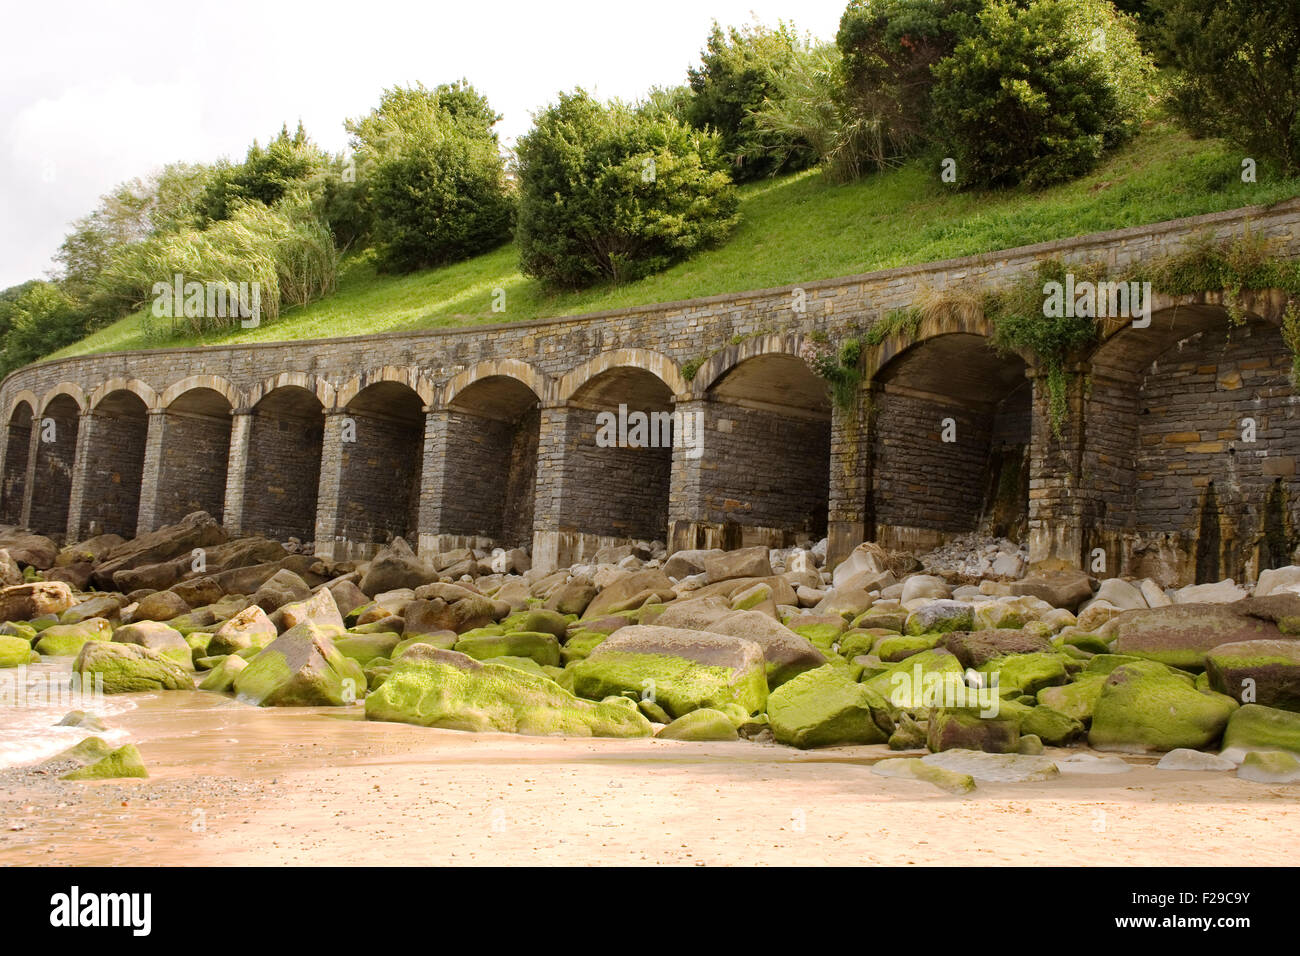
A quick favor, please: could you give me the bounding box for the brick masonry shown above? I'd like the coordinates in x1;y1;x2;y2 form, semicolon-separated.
2;200;1299;577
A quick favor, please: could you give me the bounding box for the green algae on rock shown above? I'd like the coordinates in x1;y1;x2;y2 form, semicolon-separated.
768;665;891;749
232;623;366;706
61;743;148;780
73;641;194;693
1088;659;1237;753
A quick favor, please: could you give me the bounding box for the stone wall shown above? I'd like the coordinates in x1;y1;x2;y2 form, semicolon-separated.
154;410;231;528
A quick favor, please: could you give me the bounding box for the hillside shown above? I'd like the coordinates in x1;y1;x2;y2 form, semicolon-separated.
50;123;1300;360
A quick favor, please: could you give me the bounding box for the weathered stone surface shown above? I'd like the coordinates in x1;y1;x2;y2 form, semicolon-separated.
1220;703;1300;760
900;574;951;603
73;640;193;693
1010;570;1093;611
455;631;561;667
1237;750;1300;783
939;629;1054;668
0;582;74;623
275;587;344;632
1205;639;1300;711
1088;660;1237;753
208;605;277;656
61;743;148;780
60;595;125;626
832;542;889;589
405;595;497;635
0;530;59;569
1172;579;1249;605
0;634;38;667
663;549;721;580
768;665;890;749
656;708;739;741
252;569;313;613
705;609;826;687
1111;603;1283;670
92;511;228;590
132;590;191;623
113;536;286;593
1155;748;1236;772
927;708;1020;753
1255;566;1300;598
359;539;436;596
583;569;677;619
198;653;248;692
921;749;1059;782
329;579;370;617
34;618;113;656
544;576;597;615
112;620;193;668
904;601;973;636
232;623;366;706
872;757;975;794
704;547;773;584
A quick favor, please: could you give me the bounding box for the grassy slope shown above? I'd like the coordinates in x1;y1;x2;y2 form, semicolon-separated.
51;123;1300;359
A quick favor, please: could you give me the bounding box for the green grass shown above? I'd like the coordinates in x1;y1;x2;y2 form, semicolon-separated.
51;122;1300;359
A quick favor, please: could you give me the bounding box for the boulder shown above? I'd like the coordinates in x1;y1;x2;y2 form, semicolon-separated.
0;549;21;587
198;653;248;692
251;569;312;613
768;666;891;749
358;538;435;595
872;757;975;794
582;569;677;619
0;634;38;667
1111;603;1282;670
73;641;193;693
544;577;597;616
1171;579;1249;605
1205;639;1300;711
832;542;889;589
704;609;826;687
61;595;126;625
510;609;569;639
112;620;193;668
1235;592;1300;635
61;744;148;780
0;581;74;622
208;605;277;656
656;708;739;741
900;574;951;603
365;652;652;737
132;590;191;623
404;596;497;635
455;632;561;667
922;749;1059;783
1220;703;1300;760
927;708;1020;753
112;536;287;594
92;511;227;589
1255;566;1300;598
704;547;773;584
329;579;371;618
1238;750;1300;783
939;629;1054;668
662;549;720;580
570;625;768;718
274;587;344;632
233;623;366;707
1088;660;1237;753
0;530;59;569
34;618;113;656
1010;569;1094;611
904;601;974;635
332;632;402;666
1091;578;1148;611
1155;748;1236;772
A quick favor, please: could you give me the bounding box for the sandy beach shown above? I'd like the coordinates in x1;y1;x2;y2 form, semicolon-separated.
2;687;1296;867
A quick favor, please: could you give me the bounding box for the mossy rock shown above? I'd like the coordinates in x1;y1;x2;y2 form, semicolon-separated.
455;632;561;667
61;743;148;780
364;655;653;737
1237;749;1300;783
768;665;891;749
393;634;457;658
186;632;212;668
561;630;607;664
73;641;194;694
976;652;1070;698
927;708;1020;753
490;655;552;679
50;735;114;765
1088;660;1238;753
34;618;113;656
788;620;845;653
1021;704;1086;745
888;712;928;750
568;650;766;719
0;621;37;643
1205;640;1300;712
874;633;940;663
656;708;739;741
455;625;506;641
837;629;883;659
872;756;975;794
1037;672;1106;722
904;601;974;636
860;648;964;709
0;634;38;667
334;632;401;666
198;653;248;692
233;623;367;707
850;609;906;633
637;697;672;724
1221;703;1300;757
504;609;569;639
1058;631;1110;655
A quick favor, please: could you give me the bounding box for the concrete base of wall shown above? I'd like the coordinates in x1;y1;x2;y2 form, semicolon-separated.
418;532;498;557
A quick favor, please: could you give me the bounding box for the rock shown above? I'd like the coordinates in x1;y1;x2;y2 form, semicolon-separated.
0;549;21;586
1017;734;1044;754
872;757;975;794
91;511;227;589
490;548;531;575
583;569;677;619
1172;579;1249;605
251;569;313;613
901;574;951;603
544;577;597;616
198;653;248;692
1036;673;1106;722
704;547;773;584
1220;703;1300;760
329;579;371;618
1010;569;1094;611
34;618;113;656
0;634;38;667
358;538;435;596
1092;578;1148;611
61;744;148;780
113;536;287;593
1139;579;1172;608
0;530;59;569
1237;750;1300;783
663;549;720;580
811;587;874;618
1076;601;1123;632
404;595;497;635
1020;704;1085;745
768;666;891;749
1255;566;1300;598
510;609;569;639
61;595;125;626
112;620;193;668
455;632;561;667
1205;639;1300;711
132;590;190;623
939;629;1054;668
1156;749;1236;772
43;563;94;591
921;749;1059;782
208;605;278;656
927;708;1020;753
232;623;366;707
656;708;739;741
73;641;194;693
332;632;401;666
832;542;889;589
275;587;344;632
1088;660;1237;753
1052;753;1132;774
1235;592;1300;635
365;652;652;737
0;581;74;622
703;609;825;687
977;651;1069;697
904;600;973;635
570;625;768;718
1111;603;1282;670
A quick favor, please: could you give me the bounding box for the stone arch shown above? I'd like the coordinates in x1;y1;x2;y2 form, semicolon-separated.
335;365;435;410
159;374;243;411
1;398;35;525
442;359;550;408
152;385;237;528
247;371;335;412
76;388;151;539
863;307;1009;383
6;389;40;426
1084;299;1297;584
38;382;86;417
29;393;81;537
868;326;1032;552
690;332;810;395
557;349;688;404
241;384;326;543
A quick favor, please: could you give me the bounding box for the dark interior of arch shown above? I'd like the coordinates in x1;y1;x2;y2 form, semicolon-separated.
870;333;1030;546
440;376;540;545
705;353;832;543
1086;306;1298;581
78;390;149;539
245;387;324;543
339;381;425;545
29;395;80;537
563;367;674;542
1;402;33;525
155;388;233;527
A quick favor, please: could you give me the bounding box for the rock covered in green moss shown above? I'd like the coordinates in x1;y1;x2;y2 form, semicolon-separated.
768;665;891;749
1220;703;1300;759
333;632;401;666
208;604;277;656
0;633;37;667
73;641;194;693
1237;749;1300;783
34;618;113;656
656;708;739;741
61;743;148;780
1205;639;1300;712
1111;603;1281;671
976;651;1070;697
232;623;366;706
1088;659;1237;753
112;620;193;669
454;631;561;667
872;756;975;794
904;601;974;636
49;735;114;765
198;653;248;692
922;748;1059;782
927;707;1020;753
364;650;652;737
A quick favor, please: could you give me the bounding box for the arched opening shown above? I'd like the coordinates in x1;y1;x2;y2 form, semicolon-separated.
77;390;149;539
338;381;425;546
1;401;34;525
155;388;234;527
1088;305;1299;583
870;333;1030;551
30;394;81;537
703;352;832;545
244;386;324;543
564;366;675;543
441;375;541;546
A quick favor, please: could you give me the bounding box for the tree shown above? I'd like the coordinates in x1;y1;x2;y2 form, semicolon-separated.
1152;0;1300;175
346;82;513;272
931;0;1155;189
515;90;740;289
197;123;329;224
685;20;819;181
0;282;87;378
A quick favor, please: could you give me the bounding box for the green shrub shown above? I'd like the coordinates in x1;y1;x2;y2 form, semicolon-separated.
931;0;1155;189
515;90;741;289
197;123;329;224
0;282;90;378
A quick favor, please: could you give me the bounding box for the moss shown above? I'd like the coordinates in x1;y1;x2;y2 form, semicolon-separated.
364;658;653;737
74;642;194;694
0;634;38;667
1021;704;1086;745
768;665;891;749
455;632;561;667
976;652;1070;697
1036;671;1106;722
656;708;740;741
61;744;148;780
1222;703;1300;756
50;735;114;765
568;650;767;719
1088;660;1237;753
198;653;248;692
393;634;457;657
860;648;965;707
333;632;401;666
560;630;608;663
874;633;940;662
489;655;552;679
873;756;976;794
788;620;844;652
33;619;112;656
232;624;367;707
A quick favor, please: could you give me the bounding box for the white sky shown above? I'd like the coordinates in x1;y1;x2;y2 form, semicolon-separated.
0;0;847;291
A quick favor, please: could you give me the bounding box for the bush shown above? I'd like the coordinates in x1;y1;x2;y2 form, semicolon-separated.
931;0;1155;189
684;21;820;181
515;90;741;289
1153;0;1300;175
347;82;513;273
197;123;329;224
0;282;90;378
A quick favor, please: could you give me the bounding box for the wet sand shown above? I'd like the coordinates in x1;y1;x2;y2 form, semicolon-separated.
1;689;1297;866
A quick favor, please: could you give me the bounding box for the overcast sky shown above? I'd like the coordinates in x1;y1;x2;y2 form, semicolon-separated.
0;0;847;290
